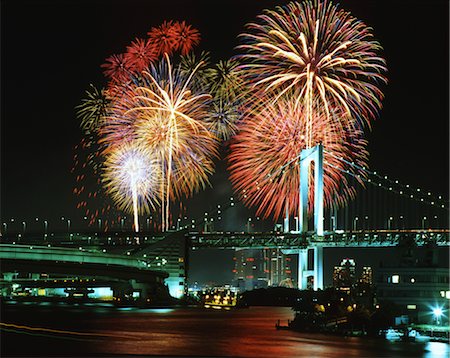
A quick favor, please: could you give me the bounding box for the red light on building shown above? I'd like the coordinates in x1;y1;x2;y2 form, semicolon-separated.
246;257;255;262
246;275;254;279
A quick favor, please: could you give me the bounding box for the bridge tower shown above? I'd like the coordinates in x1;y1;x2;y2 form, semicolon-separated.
284;144;324;290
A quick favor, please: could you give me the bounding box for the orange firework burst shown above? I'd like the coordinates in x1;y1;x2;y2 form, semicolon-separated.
236;0;387;147
101;55;218;231
228;98;368;221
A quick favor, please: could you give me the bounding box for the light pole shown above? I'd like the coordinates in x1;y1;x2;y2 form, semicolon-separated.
43;220;48;240
146;217;150;231
387;216;393;230
22;221;26;234
364;216;369;230
399;215;404;230
98;218;102;231
2;222;7;235
331;216;336;232
247;218;252;232
422;216;427;230
353;217;359;231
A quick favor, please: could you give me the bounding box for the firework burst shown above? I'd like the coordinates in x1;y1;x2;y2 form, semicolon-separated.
101;53;134;84
236;0;387;147
172;21;201;55
206;59;245;101
101;55;218;231
102;141;161;232
147;20;178;57
228;98;368;220
76;84;109;134
125;38;158;73
179;51;211;91
206;99;241;141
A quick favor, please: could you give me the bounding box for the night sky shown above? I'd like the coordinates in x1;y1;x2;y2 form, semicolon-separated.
1;0;449;282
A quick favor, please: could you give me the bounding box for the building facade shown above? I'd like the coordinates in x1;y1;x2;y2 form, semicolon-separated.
233;248;292;291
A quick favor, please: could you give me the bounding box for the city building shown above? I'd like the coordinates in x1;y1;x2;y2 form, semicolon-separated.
376;241;450;324
233;248;292;291
333;258;356;291
359;266;373;285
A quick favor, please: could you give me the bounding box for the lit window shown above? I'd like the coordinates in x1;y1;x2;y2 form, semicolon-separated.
392;275;399;284
446;291;450;299
407;304;416;310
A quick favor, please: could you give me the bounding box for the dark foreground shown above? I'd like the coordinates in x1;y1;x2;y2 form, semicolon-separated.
1;302;448;357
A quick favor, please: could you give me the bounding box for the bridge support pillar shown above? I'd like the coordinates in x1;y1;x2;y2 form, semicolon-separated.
295;246;324;290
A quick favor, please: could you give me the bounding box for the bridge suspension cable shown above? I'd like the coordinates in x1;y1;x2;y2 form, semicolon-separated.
323;149;449;211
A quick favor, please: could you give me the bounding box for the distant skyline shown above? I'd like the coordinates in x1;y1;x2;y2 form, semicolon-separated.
2;0;449;230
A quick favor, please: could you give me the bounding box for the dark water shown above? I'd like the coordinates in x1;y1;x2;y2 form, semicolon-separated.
1;302;448;357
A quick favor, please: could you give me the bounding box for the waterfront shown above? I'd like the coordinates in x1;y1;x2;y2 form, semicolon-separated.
1;303;448;357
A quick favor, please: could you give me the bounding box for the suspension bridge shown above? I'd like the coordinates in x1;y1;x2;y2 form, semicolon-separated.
1;145;448;298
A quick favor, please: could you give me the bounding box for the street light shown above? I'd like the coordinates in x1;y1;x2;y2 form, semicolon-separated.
331;216;336;232
432;306;443;325
353;217;359;231
433;215;438;229
422;216;427;230
364;216;369;230
247;218;252;232
2;223;7;235
22;221;26;234
387;216;393;230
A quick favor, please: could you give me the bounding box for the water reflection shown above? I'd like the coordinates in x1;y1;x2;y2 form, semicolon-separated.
1;304;448;357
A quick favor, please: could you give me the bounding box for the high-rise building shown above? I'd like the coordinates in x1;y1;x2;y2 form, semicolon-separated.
233;248;292;291
359;266;373;285
333;258;356;290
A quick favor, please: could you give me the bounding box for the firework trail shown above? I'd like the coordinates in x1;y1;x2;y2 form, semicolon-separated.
235;0;387;148
71;136;119;230
228;98;369;221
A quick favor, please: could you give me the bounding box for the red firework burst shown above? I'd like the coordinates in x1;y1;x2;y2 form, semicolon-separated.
101;53;134;83
228;98;368;221
172;21;201;55
147;20;178;57
125;38;158;72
